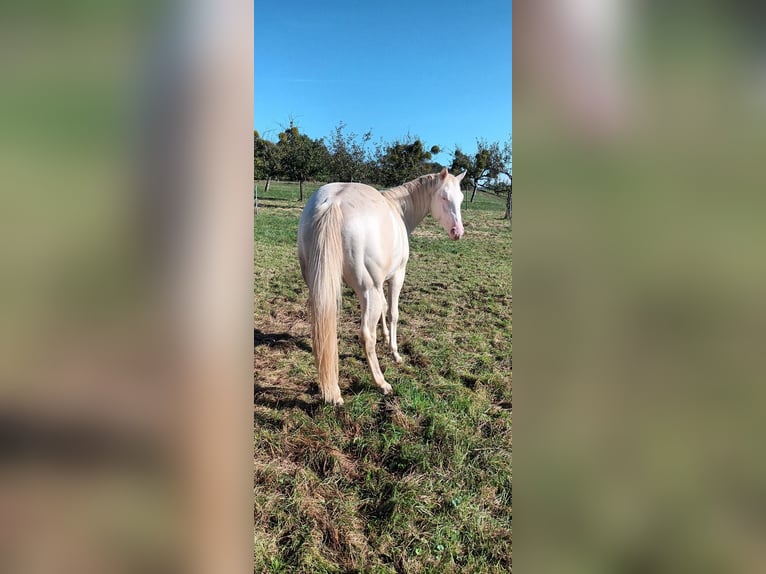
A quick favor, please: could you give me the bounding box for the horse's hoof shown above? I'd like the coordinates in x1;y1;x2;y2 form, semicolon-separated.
380;382;393;395
323;394;344;406
393;353;403;364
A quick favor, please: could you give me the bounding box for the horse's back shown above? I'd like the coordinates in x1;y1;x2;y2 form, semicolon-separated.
305;182;386;212
301;182;395;234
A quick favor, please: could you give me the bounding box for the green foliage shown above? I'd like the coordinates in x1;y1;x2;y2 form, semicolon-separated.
254;131;281;181
373;136;441;187
277;121;330;185
501;137;512;179
253;123;511;205
450;148;472;188
326;122;373;183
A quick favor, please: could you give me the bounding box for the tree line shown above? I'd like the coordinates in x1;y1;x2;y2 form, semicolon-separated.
254;121;512;218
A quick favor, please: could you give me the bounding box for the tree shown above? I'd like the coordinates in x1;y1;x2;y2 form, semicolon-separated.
373;137;440;187
450;147;473;190
254;131;281;194
461;140;505;202
277;122;330;201
450;139;509;202
500;138;512;220
327;122;372;183
485;179;512;219
451;137;511;213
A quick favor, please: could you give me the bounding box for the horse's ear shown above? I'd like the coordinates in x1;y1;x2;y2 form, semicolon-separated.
439;167;449;179
456;170;467;182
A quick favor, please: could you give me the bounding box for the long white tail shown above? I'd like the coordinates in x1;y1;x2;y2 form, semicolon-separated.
306;202;344;405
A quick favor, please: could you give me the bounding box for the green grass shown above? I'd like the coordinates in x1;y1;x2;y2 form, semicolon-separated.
254;180;511;573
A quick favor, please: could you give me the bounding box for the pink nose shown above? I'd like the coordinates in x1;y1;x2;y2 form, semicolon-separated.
450;225;464;240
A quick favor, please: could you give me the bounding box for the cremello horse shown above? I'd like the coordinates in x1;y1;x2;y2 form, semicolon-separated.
298;168;466;405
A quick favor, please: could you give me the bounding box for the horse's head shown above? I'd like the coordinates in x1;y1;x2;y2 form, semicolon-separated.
431;168;466;240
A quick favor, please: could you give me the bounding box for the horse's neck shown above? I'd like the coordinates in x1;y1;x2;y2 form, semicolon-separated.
383;177;436;235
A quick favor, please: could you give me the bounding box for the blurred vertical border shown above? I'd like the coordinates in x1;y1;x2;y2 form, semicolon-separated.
0;1;253;573
516;1;766;572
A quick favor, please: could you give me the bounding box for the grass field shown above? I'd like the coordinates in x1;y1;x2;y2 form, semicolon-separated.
254;180;512;573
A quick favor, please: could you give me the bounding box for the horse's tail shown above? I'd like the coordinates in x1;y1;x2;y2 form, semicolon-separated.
306;202;344;404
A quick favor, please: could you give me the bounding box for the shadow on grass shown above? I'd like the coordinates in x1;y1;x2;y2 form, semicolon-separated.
255;200;302;210
254;327;401;414
254;328;312;353
253;382;320;415
253;328;319;413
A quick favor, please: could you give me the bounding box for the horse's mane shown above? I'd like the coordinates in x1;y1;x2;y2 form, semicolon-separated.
383;172;439;199
382;173;440;230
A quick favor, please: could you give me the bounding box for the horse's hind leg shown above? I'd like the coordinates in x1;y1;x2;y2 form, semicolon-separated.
360;287;392;395
379;291;390;341
387;267;406;364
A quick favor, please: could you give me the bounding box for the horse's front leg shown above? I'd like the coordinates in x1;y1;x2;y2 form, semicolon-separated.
387;268;406;364
360;287;392;395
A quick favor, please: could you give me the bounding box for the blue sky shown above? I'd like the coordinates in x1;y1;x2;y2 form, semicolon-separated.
254;0;512;164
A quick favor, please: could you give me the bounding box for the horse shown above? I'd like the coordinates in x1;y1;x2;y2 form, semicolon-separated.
297;167;466;405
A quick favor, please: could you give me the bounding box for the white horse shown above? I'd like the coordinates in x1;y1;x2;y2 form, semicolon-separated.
298;168;466;405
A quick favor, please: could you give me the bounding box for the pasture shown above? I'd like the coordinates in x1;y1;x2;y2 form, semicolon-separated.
254;180;512;573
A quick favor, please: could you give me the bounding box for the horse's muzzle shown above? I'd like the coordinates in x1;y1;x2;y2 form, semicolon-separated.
450;225;464;240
